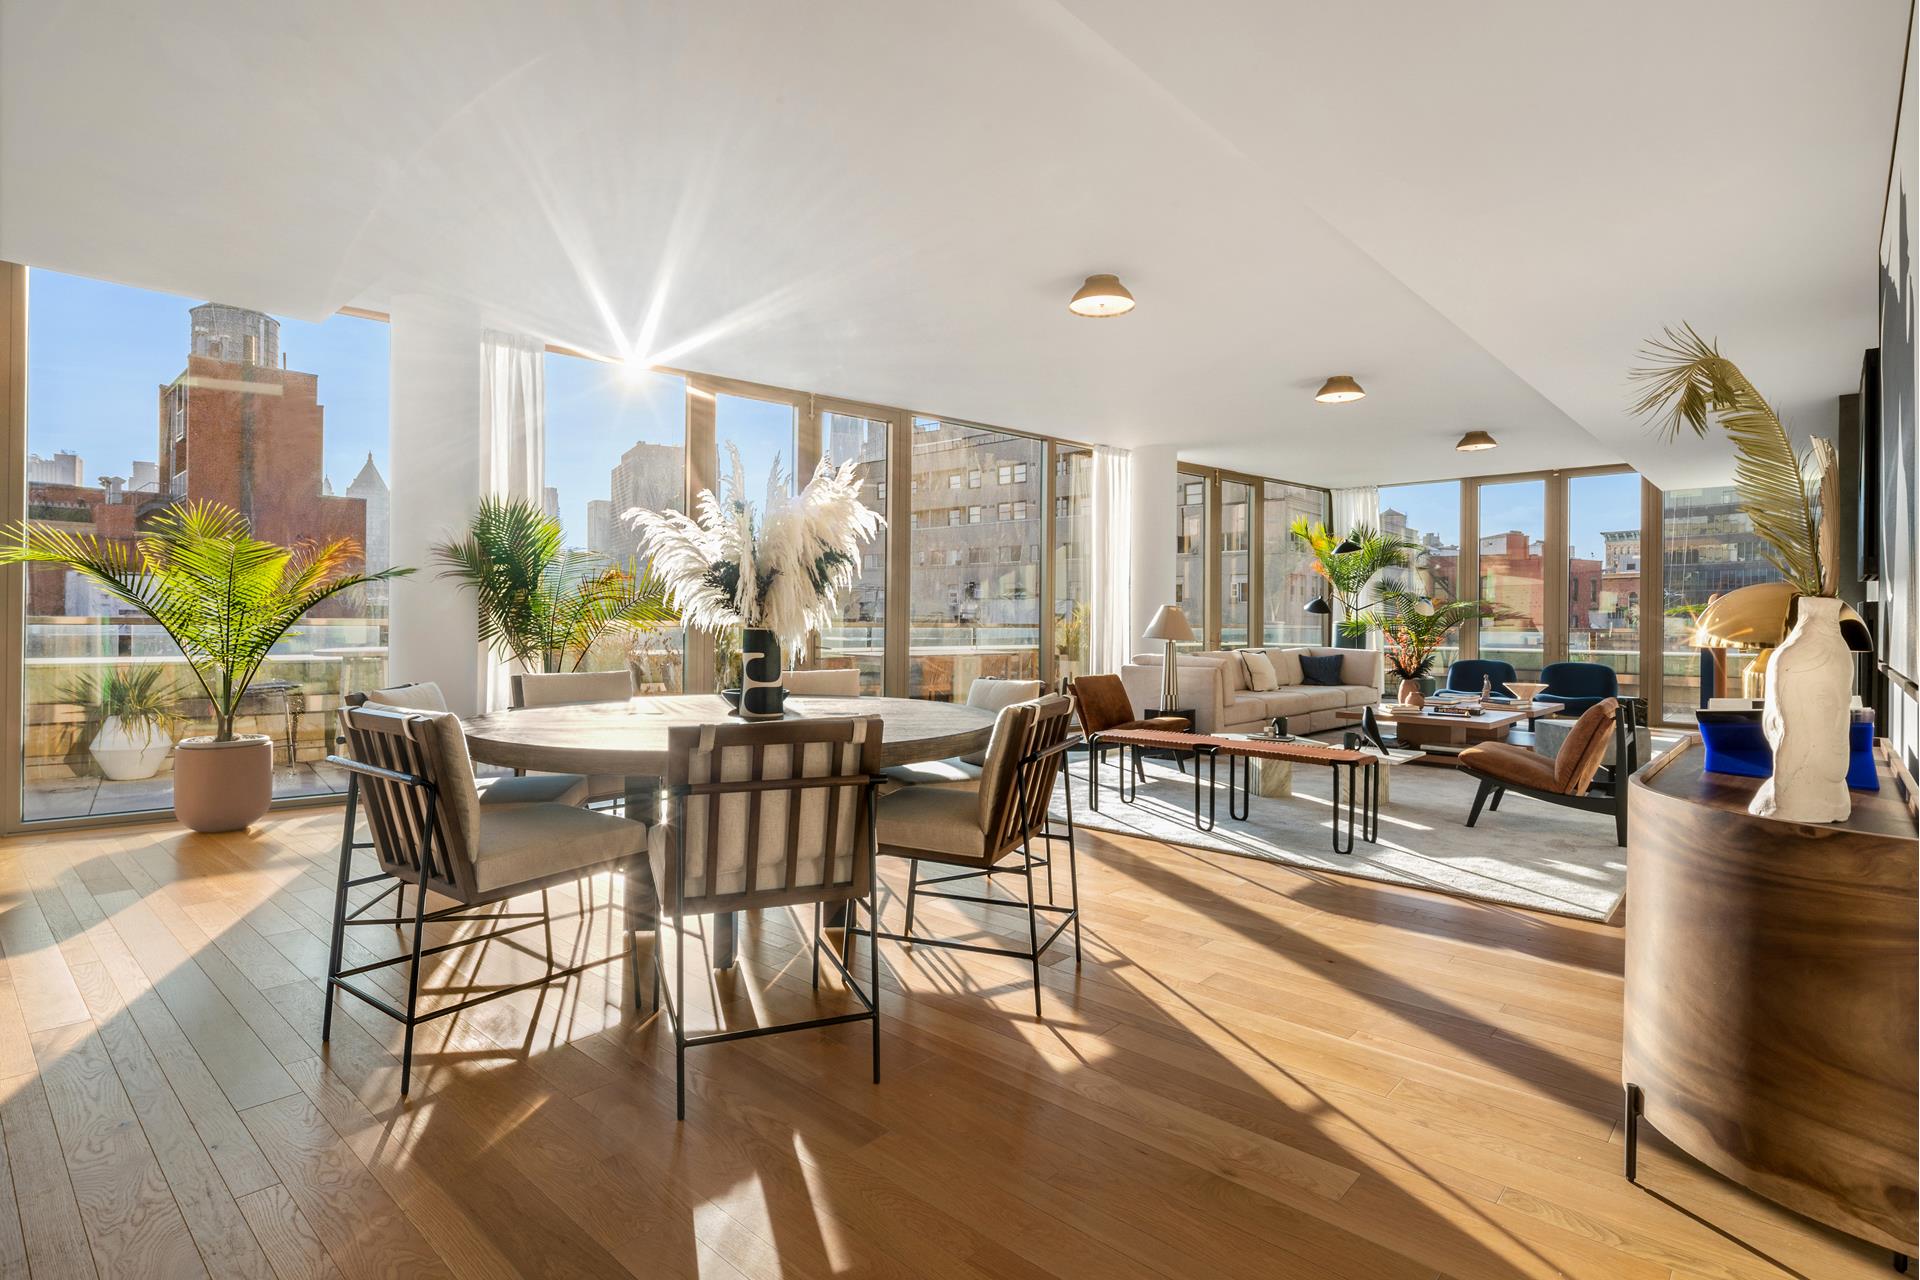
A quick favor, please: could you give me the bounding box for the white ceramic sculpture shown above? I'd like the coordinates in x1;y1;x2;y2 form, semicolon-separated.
1750;595;1852;823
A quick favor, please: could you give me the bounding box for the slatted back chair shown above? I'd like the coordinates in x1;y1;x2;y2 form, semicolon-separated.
325;704;646;1093
642;716;884;1119
511;669;634;708
874;694;1082;1018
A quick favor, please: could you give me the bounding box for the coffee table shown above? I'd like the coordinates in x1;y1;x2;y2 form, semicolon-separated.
1219;733;1426;804
1336;701;1562;758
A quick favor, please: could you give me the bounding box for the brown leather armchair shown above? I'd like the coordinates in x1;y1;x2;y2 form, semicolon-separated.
1459;698;1633;847
1070;673;1192;783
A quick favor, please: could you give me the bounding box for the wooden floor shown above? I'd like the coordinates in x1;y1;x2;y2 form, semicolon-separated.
0;804;1894;1279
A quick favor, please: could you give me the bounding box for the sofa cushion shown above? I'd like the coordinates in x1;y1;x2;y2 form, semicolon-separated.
1257;689;1320;717
1339;650;1379;687
476;802;648;894
1290;687;1350;713
1236;650;1280;691
1267;649;1304;686
1198;651;1247;692
1221;694;1270;727
1335;685;1381;707
1299;654;1346;686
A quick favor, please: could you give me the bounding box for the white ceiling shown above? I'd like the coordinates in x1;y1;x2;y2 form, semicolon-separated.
1;0;1906;488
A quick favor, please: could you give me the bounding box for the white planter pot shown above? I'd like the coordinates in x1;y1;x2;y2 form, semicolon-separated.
88;716;173;781
1751;595;1852;823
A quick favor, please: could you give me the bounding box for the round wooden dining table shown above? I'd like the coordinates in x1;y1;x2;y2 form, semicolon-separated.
462;693;995;968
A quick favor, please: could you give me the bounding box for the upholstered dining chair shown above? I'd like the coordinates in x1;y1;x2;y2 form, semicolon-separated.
325;703;648;1093
1458;698;1633;846
784;667;863;696
508;670;635;808
1070;672;1190;785
1445;659;1517;698
878;676;1045;788
1538;661;1620;716
354;683;590;807
873;695;1079;1018
634;717;883;1119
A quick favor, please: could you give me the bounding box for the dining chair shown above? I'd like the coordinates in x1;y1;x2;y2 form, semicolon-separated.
784;667;862;696
873;695;1079;1018
508;670;634;809
879;676;1044;787
636;717;884;1119
1070;672;1190;785
325;703;648;1093
354;683;590;806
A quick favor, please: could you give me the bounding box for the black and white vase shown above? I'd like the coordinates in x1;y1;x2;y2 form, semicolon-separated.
739;626;786;720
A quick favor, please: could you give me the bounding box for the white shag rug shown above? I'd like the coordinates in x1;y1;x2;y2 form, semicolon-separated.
1052;749;1629;922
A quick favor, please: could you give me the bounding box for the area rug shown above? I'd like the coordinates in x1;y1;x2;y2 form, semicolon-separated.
1050;749;1629;922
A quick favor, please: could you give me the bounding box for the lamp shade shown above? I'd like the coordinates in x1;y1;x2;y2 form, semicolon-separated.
1142;604;1196;643
1305;596;1332;615
1333;536;1363;555
1691;582;1872;652
1314;375;1366;403
1068;274;1136;317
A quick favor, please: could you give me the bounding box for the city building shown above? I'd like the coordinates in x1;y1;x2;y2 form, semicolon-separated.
26;450;82;485
585;498;613;557
606;439;684;562
346;452;392;603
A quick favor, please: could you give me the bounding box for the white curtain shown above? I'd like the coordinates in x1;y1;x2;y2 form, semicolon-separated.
1088;445;1133;675
1331;486;1381;636
476;329;547;711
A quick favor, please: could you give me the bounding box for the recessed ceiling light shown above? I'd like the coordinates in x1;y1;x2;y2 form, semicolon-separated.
1455;430;1499;452
1068;274;1136;318
1314;375;1365;403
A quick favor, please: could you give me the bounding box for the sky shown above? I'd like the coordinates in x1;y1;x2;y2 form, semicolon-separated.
1382;470;1640;563
27;268;388;492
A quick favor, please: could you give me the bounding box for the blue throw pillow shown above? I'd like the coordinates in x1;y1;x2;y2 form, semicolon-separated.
1299;654;1346;686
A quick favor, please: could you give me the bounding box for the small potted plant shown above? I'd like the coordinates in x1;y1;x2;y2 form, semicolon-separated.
1056;602;1088;682
0;502;410;831
631;446;881;720
1360;590;1493;707
61;665;178;781
433;495;676;675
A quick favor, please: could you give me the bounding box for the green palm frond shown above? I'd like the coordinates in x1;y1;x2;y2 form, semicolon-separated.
1630;324;1824;595
0;501;413;740
433;497;677;673
1288;518;1420;636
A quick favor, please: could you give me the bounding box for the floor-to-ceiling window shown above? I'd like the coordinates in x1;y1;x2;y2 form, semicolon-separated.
543;352;689;690
18;268;390;821
1054;446;1093;681
907;419;1044;701
1262;481;1329;645
1661;485;1780;721
1568;470;1642;698
1477;479;1548;682
1218;479;1253;647
1378;480;1462;691
715;390;798;488
809;409;889;692
1173;472;1207;647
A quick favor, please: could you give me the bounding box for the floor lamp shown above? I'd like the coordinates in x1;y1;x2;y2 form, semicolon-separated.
1142;605;1196;712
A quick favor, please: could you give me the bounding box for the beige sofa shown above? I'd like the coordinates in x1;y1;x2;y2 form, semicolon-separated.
1120;647;1382;735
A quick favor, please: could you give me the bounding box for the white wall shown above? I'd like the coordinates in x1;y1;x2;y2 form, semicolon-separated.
388;295;485;715
1128;444;1179;657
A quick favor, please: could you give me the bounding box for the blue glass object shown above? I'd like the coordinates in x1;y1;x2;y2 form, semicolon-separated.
1696;711;1880;792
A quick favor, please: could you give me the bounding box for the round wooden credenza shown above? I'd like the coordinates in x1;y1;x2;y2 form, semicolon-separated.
1624;735;1918;1257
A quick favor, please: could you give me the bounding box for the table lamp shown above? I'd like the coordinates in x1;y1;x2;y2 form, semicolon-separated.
1691;582;1870;698
1142;605;1196;712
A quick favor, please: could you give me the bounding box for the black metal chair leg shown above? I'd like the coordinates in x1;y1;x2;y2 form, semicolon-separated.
1024;840;1043;1019
399;872;431;1095
322;779;359;1044
1489;786;1506;812
811;901;823;989
868;890;882;1084
1466;777;1496;827
903;859;919;939
539;889;556;966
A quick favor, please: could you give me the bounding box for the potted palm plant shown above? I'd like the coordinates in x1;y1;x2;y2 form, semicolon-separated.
1288;519;1420;648
1632;324;1857;822
61;665;178;781
631;447;881;719
1359;590;1494;707
0;502;409;830
432;496;676;675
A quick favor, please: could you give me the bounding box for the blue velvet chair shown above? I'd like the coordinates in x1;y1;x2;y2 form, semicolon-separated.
1539;661;1619;716
1445;659;1516;698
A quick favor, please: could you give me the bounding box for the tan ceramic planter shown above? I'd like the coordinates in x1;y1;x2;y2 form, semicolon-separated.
173;734;273;832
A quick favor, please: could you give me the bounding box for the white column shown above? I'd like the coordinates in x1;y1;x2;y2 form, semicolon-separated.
388;295;485;715
1127;444;1178;657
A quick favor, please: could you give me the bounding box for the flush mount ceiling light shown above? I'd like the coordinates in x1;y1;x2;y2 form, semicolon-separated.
1455;430;1499;452
1068;274;1136;317
1314;375;1366;403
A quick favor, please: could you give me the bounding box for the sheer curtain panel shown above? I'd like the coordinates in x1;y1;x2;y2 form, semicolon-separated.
1089;445;1134;675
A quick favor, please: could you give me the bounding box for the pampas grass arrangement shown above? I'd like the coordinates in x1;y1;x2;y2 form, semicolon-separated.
628;445;882;654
